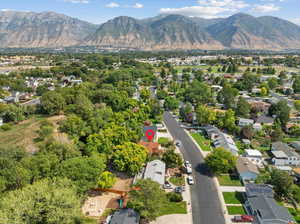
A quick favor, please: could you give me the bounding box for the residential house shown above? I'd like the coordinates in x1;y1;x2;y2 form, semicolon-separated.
244;184;295;224
238;118;254;127
255;115;274;126
143;160;166;185
290;141;300;151
0;117;3;126
236;157;260;183
213;132;239;156
203;125;239;155
109;209;140;224
244;149;264;167
271;142;300;166
4;91;20;103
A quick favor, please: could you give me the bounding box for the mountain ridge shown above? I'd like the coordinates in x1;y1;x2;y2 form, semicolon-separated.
0;11;300;50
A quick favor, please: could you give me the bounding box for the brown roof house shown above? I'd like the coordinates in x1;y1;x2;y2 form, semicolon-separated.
138;141;162;155
236;157;260;184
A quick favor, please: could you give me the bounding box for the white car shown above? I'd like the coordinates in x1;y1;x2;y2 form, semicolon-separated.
186;166;192;174
184;160;191;167
187;176;194;185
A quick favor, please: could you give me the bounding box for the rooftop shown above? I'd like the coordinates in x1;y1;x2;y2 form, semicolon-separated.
236;157;259;175
245;149;263;157
110;209;140;224
143;160;166;185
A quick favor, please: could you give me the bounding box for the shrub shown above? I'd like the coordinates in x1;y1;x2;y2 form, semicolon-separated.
0;123;12;131
166;192;183;202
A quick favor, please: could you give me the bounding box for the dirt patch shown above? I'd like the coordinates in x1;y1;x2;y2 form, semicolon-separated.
46;115;72;145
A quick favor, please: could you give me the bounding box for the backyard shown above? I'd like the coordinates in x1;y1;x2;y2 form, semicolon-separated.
190;132;212;151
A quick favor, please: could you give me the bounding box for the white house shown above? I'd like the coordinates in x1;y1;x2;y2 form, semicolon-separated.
244;149;263;167
238;118;254;127
0;117;3;126
271;142;300;166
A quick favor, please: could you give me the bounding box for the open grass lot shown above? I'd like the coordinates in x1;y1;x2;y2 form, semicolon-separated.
190;132;212;151
169;176;185;186
0;117;45;152
218;175;242;186
288;208;300;224
223;192;245;204
227;206;246;215
175;65;221;73
158;201;187;216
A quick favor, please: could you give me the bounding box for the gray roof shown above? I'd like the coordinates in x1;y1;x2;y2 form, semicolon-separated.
110;209;140;224
245;184;274;198
290;141;300;151
236;157;259;175
247;196;294;224
272;142;300;158
213;132;239;155
255;115;274;124
143;160;166;185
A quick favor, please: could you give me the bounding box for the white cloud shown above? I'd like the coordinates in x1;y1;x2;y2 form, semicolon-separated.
63;0;89;3
160;0;249;18
160;6;229;18
290;18;300;26
252;3;280;13
132;3;144;9
105;2;120;8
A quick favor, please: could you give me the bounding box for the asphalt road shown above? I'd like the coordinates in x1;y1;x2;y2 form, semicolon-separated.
163;111;225;224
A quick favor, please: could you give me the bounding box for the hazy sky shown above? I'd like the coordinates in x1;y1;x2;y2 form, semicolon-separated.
1;0;300;25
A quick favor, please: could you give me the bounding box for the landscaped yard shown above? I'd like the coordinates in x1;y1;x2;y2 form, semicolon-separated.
223;192;245;204
218;175;242;186
169;176;185;186
288;207;300;224
158;201;187;216
190;132;211;151
227;206;246;215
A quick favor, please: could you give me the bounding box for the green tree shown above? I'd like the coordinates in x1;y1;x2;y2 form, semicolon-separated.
294;100;300;111
59;155;106;194
41;91;66;115
223;109;239;133
86;124;139;155
127;179;167;221
164;97;179;111
205;148;237;176
196;104;216;125
217;84;238;109
0;178;80;224
269;169;293;199
235;97;250;118
269;100;290;127
112;142;147;175
162;149;183;168
293;76;300;93
98;171;116;189
60;114;87;138
185;80;213;104
267;78;278;90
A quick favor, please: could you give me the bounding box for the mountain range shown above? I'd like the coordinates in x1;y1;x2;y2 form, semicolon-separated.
1;11;300;50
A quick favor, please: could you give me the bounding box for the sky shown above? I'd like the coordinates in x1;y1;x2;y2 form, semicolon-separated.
1;0;300;25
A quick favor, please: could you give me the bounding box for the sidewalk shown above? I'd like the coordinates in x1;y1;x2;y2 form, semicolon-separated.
220;186;246;192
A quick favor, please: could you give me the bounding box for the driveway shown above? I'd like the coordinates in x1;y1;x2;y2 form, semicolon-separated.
164;112;226;224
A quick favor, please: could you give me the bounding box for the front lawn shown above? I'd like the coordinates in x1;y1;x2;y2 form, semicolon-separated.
218;175;242;186
158;201;187;216
169;176;185;186
227;206;246;215
190;132;211;151
223;192;245;204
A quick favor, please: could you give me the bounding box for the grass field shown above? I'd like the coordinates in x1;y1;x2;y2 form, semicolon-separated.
0;117;44;152
288;207;300;224
190;132;212;151
159;201;187;216
0;115;69;152
223;192;245;204
227;206;246;215
218;175;242;186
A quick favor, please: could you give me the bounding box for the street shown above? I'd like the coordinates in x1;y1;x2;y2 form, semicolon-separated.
163;112;225;224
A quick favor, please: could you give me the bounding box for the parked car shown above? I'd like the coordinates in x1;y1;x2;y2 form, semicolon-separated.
186;166;192;174
184;160;191;167
232;215;254;222
187;176;194;185
163;182;172;189
175;141;181;147
174;186;185;193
